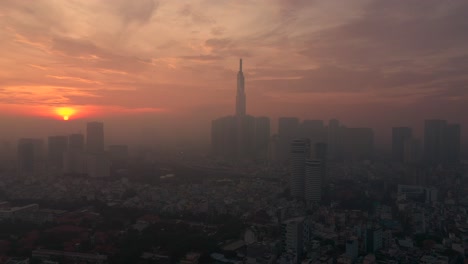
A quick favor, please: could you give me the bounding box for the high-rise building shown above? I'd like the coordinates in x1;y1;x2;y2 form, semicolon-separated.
327;119;343;161
17;139;35;177
343;127;374;161
424;120;461;164
211;60;267;161
424;119;447;163
211;116;237;159
48;136;68;170
68;134;85;152
392;127;412;162
86;122;104;154
446;124;461;163
64;134;85;175
254;116;270;160
278;117;300;162
290;139;310;199
236;59;246;117
345;239;359;261
366;226;383;253
236;115;256;159
281;217;305;262
108;145;129;162
305;159;322;204
312;142;327;184
300;120;326;146
17;138;44;177
404;138;421;164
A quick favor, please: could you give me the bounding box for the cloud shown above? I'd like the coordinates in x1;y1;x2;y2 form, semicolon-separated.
114;0;159;25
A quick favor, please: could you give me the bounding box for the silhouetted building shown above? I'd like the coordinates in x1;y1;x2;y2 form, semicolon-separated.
446;123;461;163
366;227;383;253
86;122;104;154
236;115;256;159
211;116;237;159
48;136;68;170
17;138;44;177
17;139;35;177
108;145;129;162
278;117;300;162
424;120;461;164
404;138;421;164
68;133;84;152
305;159;322;204
211;60;269;161
312;142;327;183
424;119;447;164
86;155;110;178
327;119;343;161
290;139;310;199
64;134;85;175
300;120;326;146
109;145;129;172
254;116;270;160
392;127;412;162
281;217;305;263
343;127;374;161
236;58;246;117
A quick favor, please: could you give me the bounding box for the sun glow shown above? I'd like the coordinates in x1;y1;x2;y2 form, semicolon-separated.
55;107;76;121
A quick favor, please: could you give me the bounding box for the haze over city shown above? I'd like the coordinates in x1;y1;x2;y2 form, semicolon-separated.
1;0;467;147
1;1;468;264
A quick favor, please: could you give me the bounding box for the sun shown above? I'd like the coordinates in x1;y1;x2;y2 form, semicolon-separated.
55;107;76;121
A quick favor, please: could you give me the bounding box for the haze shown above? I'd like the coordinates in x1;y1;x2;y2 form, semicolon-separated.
1;0;467;147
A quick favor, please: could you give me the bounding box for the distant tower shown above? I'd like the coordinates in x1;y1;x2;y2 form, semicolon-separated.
64;134;85;175
290;139;310;199
236;58;246;117
48;136;68;170
86;122;104;154
392;127;412;162
17;138;44;177
305;159;322;204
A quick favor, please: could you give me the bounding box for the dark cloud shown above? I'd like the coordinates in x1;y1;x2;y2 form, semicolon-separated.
178;4;214;24
115;0;159;24
301;0;468;67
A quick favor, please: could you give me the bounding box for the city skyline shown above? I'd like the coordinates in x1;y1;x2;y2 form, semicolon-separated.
0;0;467;146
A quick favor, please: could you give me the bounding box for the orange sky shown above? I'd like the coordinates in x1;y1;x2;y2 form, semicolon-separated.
0;0;467;145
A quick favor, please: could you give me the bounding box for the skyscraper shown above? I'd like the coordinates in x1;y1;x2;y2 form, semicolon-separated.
290;139;310;199
446;124;461;163
300;120;326;146
423;120;461;164
17;138;44;177
211;59;269;162
211;116;237;158
17;139;35;177
424;119;447;163
236;59;246;117
86;122;104;154
327;119;343;161
305;159;322;204
64;134;85;175
48;136;68;170
254;116;270;160
278;117;300;162
342;127;374;161
392;127;412;162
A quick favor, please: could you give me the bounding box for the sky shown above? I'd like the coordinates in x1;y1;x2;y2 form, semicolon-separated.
0;0;467;146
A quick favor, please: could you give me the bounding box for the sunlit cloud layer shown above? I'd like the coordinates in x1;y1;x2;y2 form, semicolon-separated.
1;0;467;131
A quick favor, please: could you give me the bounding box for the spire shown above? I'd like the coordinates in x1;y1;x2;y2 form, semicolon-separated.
239;58;243;72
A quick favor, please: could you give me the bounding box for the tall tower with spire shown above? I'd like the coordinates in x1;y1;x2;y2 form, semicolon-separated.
236;58;246;117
